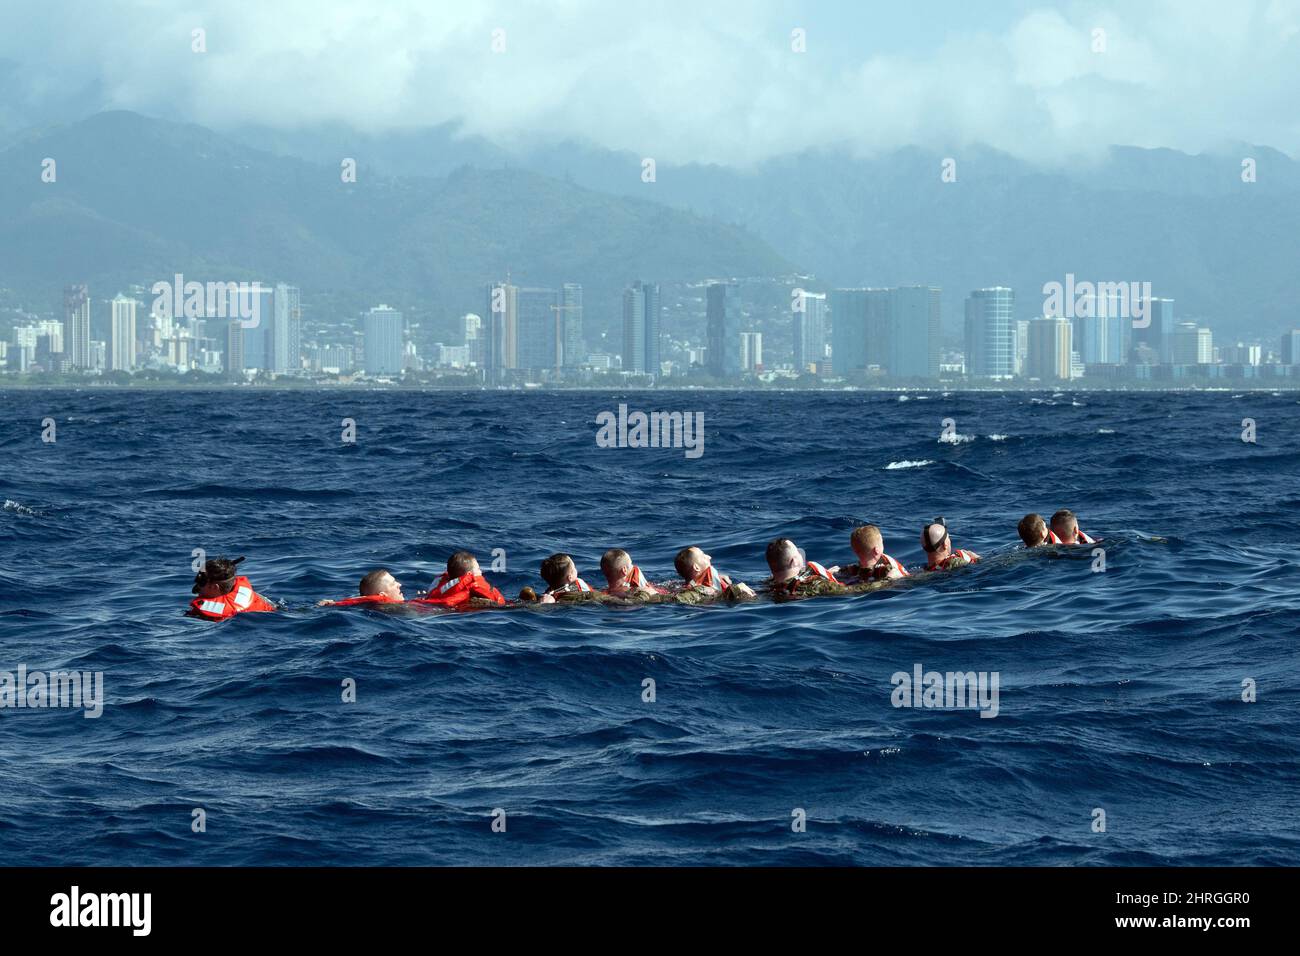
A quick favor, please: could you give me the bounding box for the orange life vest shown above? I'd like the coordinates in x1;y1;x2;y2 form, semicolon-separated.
931;549;979;571
1044;530;1063;544
690;565;731;591
332;593;405;607
548;576;593;597
417;571;506;607
605;565;667;595
861;553;909;578
1075;529;1096;544
776;560;841;594
188;576;276;620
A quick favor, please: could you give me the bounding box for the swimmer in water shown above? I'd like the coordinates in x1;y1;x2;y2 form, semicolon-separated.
539;553;595;603
319;568;405;606
1050;509;1096;545
921;518;980;571
600;548;665;598
764;538;843;598
417;551;506;607
1017;513;1061;547
836;524;909;581
187;556;277;620
672;546;755;602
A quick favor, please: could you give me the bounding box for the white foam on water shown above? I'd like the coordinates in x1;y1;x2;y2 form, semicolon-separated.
988;434;1009;441
884;459;934;470
3;499;39;517
938;433;975;444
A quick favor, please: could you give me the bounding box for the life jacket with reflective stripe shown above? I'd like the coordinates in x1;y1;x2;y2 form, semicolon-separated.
690;565;731;591
1045;530;1063;544
872;554;909;578
605;565;667;595
932;549;979;571
332;593;404;607
188;576;276;620
548;577;593;596
418;571;506;607
777;560;842;594
1075;529;1095;544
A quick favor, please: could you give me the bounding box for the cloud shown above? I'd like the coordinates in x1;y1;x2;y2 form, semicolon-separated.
2;0;1298;165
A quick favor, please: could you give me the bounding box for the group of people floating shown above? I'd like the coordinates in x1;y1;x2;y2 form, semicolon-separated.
186;510;1096;621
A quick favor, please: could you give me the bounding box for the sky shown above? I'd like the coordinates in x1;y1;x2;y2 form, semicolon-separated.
2;0;1299;166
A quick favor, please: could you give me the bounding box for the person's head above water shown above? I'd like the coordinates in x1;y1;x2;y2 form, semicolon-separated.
1050;509;1080;544
540;553;578;590
600;548;633;587
851;525;886;565
447;550;481;578
673;546;711;581
191;556;245;598
1018;513;1050;547
921;518;952;563
764;537;805;582
359;568;403;601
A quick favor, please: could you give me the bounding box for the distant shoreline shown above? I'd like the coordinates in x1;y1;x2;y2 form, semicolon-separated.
2;382;1297;394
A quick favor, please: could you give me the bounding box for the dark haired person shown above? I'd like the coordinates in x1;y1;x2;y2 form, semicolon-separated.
672;546;755;602
921;518;980;572
538;553;595;603
1017;513;1062;548
320;568;405;607
1050;509;1096;545
764;537;842;598
187;556;276;620
417;551;505;607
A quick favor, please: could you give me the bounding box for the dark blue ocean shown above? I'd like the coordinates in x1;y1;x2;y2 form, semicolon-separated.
2;388;1298;866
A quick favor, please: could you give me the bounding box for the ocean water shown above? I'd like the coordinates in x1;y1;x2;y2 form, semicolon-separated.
1;388;1298;866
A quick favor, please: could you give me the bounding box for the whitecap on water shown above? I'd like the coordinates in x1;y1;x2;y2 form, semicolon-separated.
938;433;974;444
884;459;934;470
3;499;40;517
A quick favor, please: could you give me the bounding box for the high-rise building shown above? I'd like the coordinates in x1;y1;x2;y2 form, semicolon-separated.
559;283;585;369
515;287;559;374
485;282;518;380
225;320;245;374
1027;317;1072;381
269;283;302;374
740;331;763;372
1221;342;1262;366
1014;320;1030;374
621;280;662;376
794;291;827;373
830;289;868;376
363;305;404;376
109;294;137;372
1132;297;1174;363
964;287;1015;379
1281;329;1300;364
1173;322;1212;364
706;282;741;378
63;284;91;369
890;286;941;380
463;313;483;366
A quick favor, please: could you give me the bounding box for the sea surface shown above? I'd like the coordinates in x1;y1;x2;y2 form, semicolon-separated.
1;388;1298;866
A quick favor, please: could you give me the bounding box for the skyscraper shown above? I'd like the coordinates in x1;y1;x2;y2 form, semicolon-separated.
463;313;483;366
269;283;302;374
109;294;137;372
706;282;741;378
485;282;518;381
794;291;827;373
890;286;941;380
1132;297;1174;363
63;284;91;369
1173;322;1213;364
964;287;1015;379
830;289;868;376
225;320;245;375
740;331;763;371
1281;329;1300;364
363;305;404;376
1027;317;1072;381
515;287;559;374
622;280;661;375
559;283;585;369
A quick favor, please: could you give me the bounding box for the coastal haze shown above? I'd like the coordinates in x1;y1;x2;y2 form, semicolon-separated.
2;0;1300;386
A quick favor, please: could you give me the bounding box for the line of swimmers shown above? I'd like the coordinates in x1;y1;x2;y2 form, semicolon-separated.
186;509;1095;621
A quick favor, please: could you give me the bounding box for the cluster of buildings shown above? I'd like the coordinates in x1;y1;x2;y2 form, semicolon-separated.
4;278;1298;386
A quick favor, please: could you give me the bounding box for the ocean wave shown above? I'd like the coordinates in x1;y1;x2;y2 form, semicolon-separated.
884;459;934;470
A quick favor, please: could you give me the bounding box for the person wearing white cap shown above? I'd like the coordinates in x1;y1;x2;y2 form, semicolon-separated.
921;518;980;572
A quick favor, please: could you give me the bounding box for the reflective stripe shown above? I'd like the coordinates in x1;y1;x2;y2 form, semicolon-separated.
806;561;832;580
233;586;252;609
629;566;649;588
574;577;592;592
199;599;227;616
437;575;461;594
